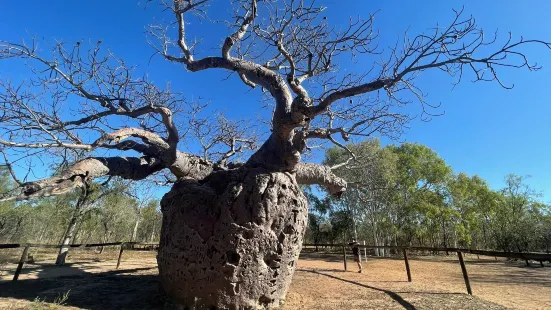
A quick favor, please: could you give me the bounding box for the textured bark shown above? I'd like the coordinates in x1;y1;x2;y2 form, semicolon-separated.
2;150;346;202
295;163;347;197
131;216;140;242
56;214;78;265
247;134;301;172
158;167;307;309
3;156;163;201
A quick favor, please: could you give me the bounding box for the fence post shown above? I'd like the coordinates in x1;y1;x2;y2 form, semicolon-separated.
457;251;472;295
403;248;412;282
342;244;347;271
116;243;125;269
13;245;30;281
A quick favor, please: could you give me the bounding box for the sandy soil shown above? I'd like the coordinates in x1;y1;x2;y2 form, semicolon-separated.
0;249;550;309
290;252;550;310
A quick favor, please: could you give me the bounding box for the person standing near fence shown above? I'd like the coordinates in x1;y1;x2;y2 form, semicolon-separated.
349;240;363;273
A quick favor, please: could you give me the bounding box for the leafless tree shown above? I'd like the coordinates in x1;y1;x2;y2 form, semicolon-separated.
0;1;549;308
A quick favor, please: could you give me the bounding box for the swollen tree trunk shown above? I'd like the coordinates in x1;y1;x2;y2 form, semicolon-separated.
56;214;78;265
158;166;307;309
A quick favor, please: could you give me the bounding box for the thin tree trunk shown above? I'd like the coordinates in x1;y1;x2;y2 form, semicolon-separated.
37;226;46;244
149;226;156;243
55;214;79;265
11;218;24;241
100;230;113;254
131;216;140;242
393;232;398;255
314;226;319;252
483;220;488;248
373;230;380;257
72;220;84;245
347;203;359;242
370;206;380;257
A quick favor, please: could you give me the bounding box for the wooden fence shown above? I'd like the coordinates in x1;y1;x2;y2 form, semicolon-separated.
2;242;550;296
302;243;551;295
1;242;158;281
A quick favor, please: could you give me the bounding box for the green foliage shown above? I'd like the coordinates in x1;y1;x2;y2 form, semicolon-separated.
3;144;550;255
306;139;551;254
137;199;162;242
0;178;162;245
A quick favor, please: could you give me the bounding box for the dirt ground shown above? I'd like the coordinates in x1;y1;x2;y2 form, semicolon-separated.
0;248;550;309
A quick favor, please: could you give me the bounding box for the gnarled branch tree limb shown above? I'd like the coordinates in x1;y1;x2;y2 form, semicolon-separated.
2;2;550;205
0;148;346;201
0;156;164;201
295;163;347;197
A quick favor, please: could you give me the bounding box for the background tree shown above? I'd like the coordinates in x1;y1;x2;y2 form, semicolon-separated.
324;140;398;255
321;139;551;256
1;0;549;308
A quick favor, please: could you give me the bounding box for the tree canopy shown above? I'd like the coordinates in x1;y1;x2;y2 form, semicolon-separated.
310;140;551;253
0;1;549;202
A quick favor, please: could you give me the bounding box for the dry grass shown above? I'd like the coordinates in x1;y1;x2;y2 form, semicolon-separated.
0;249;549;309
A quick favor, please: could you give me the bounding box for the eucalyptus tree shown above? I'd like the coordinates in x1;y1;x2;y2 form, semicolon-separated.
494;174;544;252
387;143;452;246
324;140;399;255
447;173;498;249
1;0;549;308
139;199;163;243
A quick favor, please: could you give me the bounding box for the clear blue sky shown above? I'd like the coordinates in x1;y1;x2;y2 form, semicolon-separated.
1;1;550;200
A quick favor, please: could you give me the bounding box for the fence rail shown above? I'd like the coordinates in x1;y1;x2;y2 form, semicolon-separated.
302;243;551;261
0;242;161;250
2;241;550;295
1;241;158;281
302;243;551;295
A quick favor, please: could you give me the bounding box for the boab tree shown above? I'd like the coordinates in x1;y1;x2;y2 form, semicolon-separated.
1;0;549;308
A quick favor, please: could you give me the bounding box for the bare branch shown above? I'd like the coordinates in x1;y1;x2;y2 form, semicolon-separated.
223;0;258;59
0;148;22;185
305;10;550;120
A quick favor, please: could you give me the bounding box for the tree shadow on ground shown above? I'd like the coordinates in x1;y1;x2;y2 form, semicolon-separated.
1;262;89;281
299;251;407;263
413;256;551;269
0;267;162;309
303;252;551;271
303;268;345;273
298;269;418;309
299;252;345;262
469;273;551;287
